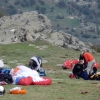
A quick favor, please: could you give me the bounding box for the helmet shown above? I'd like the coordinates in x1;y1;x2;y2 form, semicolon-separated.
0;86;5;96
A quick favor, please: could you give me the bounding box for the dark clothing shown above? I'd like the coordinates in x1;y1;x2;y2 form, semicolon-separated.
79;54;87;67
29;59;38;70
0;68;13;84
72;63;86;78
0;68;3;73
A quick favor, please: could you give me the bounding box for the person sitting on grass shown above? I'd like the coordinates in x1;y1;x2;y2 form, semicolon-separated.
29;56;42;72
72;60;86;79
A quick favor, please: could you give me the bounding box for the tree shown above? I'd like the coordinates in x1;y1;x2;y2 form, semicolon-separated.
5;0;8;3
40;7;46;14
0;9;6;18
76;0;79;2
30;0;36;6
98;3;100;9
6;5;17;15
57;1;66;8
50;7;54;12
35;5;40;10
56;15;64;19
14;0;20;5
82;34;91;38
57;24;60;28
39;0;45;5
92;35;97;39
81;5;90;15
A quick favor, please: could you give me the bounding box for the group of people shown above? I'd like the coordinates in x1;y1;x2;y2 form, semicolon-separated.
29;51;97;79
72;51;97;79
0;50;98;86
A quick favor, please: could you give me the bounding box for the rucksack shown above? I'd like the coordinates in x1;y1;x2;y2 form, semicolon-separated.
90;72;100;80
81;70;89;80
0;68;13;84
39;67;46;76
0;73;13;84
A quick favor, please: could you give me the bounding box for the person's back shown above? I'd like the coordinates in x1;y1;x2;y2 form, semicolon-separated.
29;56;42;72
83;52;95;63
73;64;83;75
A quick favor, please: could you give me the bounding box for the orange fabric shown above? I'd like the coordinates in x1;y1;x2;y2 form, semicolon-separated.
10;89;27;94
19;89;27;94
10;90;19;94
14;67;20;73
83;52;95;64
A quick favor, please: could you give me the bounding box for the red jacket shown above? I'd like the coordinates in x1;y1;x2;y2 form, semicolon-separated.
83;52;95;64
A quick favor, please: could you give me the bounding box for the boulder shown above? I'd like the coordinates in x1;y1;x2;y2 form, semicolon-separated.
0;11;95;52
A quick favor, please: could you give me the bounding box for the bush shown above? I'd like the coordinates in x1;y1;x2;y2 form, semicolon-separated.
82;34;91;38
6;5;17;15
0;9;5;18
57;1;66;8
56;15;64;19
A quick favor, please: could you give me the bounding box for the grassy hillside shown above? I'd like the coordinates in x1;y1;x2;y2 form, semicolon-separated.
0;0;100;44
0;40;81;68
0;40;100;100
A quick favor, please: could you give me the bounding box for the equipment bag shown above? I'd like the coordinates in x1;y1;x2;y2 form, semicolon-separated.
82;70;89;80
39;67;46;76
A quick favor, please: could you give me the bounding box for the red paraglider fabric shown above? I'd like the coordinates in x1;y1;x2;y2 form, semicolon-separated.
32;77;52;85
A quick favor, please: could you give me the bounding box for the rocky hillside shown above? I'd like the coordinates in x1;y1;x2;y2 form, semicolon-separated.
0;11;95;52
0;0;100;45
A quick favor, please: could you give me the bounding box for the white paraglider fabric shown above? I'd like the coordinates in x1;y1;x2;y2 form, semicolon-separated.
10;65;44;84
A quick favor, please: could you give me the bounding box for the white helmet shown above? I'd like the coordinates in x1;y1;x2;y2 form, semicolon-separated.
0;86;5;96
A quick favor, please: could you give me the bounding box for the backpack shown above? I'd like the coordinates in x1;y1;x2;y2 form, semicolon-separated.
81;70;89;80
90;72;100;80
73;64;89;80
39;67;46;76
0;68;13;84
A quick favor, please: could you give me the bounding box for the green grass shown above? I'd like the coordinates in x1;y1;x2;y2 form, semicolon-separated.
0;40;100;100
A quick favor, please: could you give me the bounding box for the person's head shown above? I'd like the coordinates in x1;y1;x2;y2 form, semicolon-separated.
29;59;33;65
80;51;86;56
80;51;84;57
29;59;37;66
79;60;84;64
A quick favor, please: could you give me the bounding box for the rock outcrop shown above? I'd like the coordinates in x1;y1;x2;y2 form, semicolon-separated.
0;11;95;52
